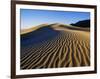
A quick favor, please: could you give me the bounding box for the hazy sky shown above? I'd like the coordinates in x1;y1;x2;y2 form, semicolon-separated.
20;9;90;29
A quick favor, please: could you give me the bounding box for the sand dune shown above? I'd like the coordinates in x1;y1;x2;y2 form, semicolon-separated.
20;24;90;69
21;24;49;35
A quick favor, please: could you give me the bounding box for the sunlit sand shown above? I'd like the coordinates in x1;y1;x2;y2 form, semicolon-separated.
20;23;90;69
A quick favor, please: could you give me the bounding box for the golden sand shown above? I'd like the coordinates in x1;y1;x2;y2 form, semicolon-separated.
21;24;90;69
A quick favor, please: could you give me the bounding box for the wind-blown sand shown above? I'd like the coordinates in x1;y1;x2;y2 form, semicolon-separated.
21;24;90;69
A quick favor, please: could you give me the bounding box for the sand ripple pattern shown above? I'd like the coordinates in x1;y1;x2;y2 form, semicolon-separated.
21;27;90;69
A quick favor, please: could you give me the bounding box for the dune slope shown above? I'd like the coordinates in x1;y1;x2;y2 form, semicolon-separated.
20;24;90;69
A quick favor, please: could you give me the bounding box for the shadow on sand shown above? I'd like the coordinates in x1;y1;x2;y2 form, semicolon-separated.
21;25;60;47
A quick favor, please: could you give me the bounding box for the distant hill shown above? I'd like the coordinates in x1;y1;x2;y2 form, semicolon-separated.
71;19;90;28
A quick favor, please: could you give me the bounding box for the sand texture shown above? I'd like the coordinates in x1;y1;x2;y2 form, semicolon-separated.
20;24;90;69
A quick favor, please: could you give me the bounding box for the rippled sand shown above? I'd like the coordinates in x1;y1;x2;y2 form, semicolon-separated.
21;24;90;69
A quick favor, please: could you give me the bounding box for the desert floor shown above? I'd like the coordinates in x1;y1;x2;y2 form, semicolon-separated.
20;24;90;69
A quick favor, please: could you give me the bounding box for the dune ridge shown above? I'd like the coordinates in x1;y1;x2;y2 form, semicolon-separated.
21;24;90;69
21;24;49;35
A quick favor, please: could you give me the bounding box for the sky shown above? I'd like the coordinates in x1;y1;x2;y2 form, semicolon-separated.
20;9;90;29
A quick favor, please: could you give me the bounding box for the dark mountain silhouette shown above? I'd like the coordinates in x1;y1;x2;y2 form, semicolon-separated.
71;19;90;28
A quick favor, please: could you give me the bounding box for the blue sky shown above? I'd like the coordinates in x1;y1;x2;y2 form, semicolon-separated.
20;9;90;29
